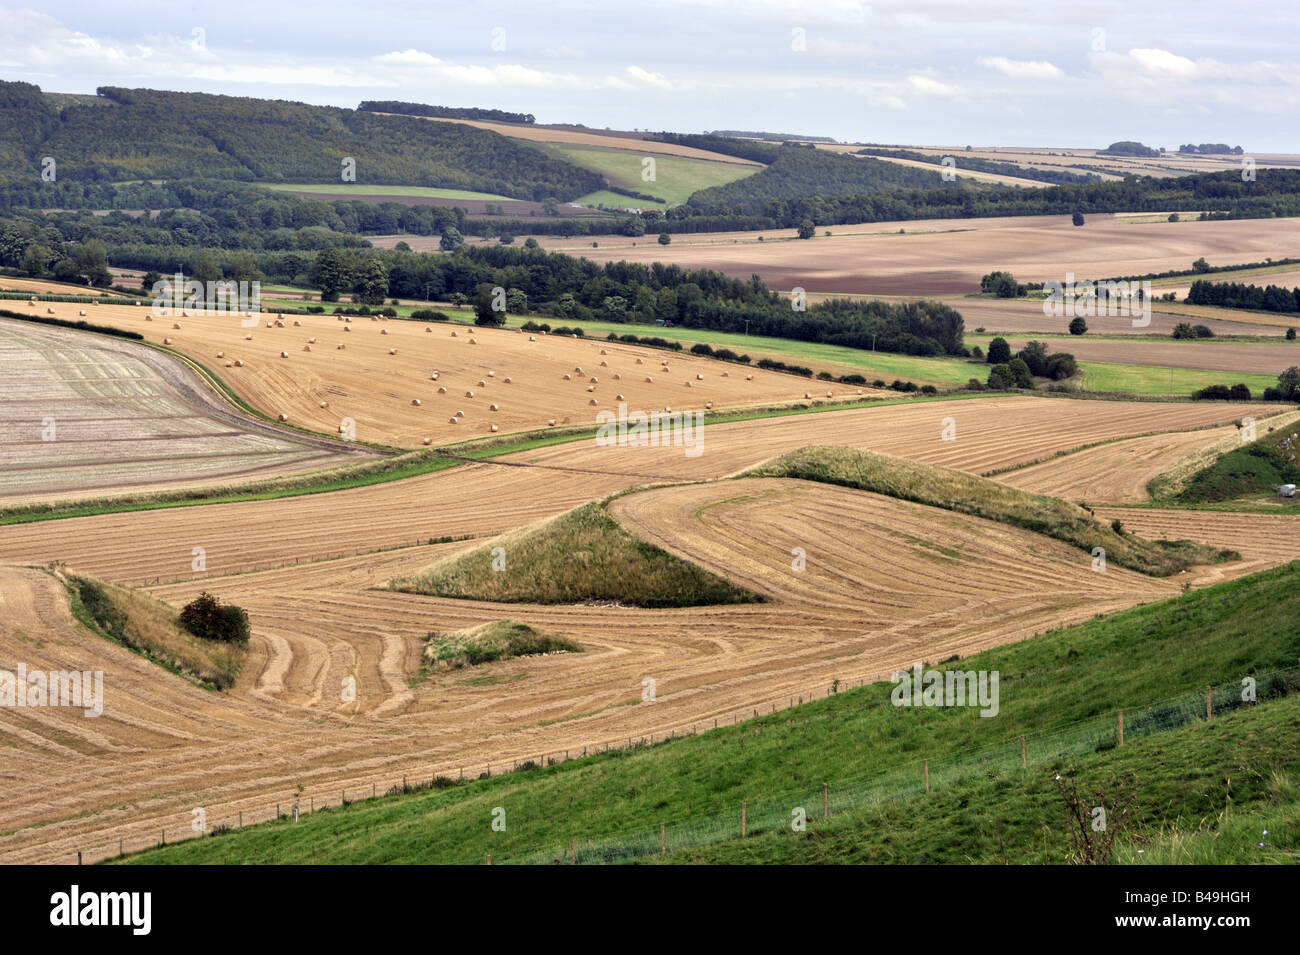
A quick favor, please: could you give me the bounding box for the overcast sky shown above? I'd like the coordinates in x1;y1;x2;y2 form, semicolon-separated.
3;1;1296;151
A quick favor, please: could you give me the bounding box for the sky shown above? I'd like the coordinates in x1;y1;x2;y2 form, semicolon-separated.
2;0;1297;151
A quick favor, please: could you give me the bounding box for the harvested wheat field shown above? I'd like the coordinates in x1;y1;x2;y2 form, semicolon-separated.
9;284;814;448
946;296;1278;337
0;316;373;502
0;473;1192;864
543;214;1300;298
0;394;1292;864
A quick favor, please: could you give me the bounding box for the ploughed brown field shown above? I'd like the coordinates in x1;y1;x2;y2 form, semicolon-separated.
3;394;1297;863
530;214;1300;298
0;316;375;503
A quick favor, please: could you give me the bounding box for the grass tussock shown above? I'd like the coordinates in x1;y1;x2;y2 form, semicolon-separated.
424;620;580;670
389;501;763;607
747;446;1235;576
70;575;245;689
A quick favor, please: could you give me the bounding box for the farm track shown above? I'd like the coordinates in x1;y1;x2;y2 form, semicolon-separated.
2;394;1297;862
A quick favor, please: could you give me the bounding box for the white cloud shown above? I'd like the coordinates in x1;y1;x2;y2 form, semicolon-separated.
624;66;672;89
374;49;442;65
1128;48;1196;76
977;56;1063;80
908;74;961;97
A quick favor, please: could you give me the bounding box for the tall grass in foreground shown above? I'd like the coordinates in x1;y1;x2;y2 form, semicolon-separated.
389;501;763;607
746;445;1235;575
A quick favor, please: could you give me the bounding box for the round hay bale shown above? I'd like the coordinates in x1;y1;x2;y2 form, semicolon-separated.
216;351;224;358
488;370;495;377
371;316;379;322
449;416;459;424
856;389;863;395
344;326;351;333
425;326;433;333
163;337;173;344
431;372;439;380
529;336;536;342
293;320;302;327
234;359;244;367
337;343;345;349
563;374;571;381
590;376;599;383
706;401;713;409
411;398;421;406
663;405;671;413
575;366;583;374
79;309;87;317
548;419;556;427
589;398;599;406
504;377;512;384
587;385;595;392
337;316;344;322
266;322;274;328
278;413;288;422
181;311;189;318
28;298;36;305
92;300;99;306
455;410;465;418
645;376;653;382
600;360;608;367
423;437;432;446
613;373;621;381
437;386;447;394
490;424;499;433
685;381;692;388
346;317;353;323
451;330;458;337
489;403;499;411
636;358;643;364
224;362;233;368
308;337;316;343
146;316;154;321
173;322;182;330
469;338;478;345
381;328;388;335
320;401;328;409
721;371;729;377
600;349;608;355
464;390;474;398
745;374;753;381
696;373;704;380
281;351;290;358
616;393;625;401
47;307;55;314
389;348;397;355
804;392;812;399
826;391;833;398
304;345;312;352
477;379;486;387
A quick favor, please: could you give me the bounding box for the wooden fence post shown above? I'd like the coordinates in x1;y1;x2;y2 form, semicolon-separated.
1206;686;1213;721
741;802;747;837
1117;711;1124;746
822;783;828;819
924;759;930;793
1020;734;1027;766
661;822;666;855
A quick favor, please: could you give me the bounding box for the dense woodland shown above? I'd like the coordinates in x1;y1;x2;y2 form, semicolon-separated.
358;101;536;124
1187;279;1300;313
0;82;598;199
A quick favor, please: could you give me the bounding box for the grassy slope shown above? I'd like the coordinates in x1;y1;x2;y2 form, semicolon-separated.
69;575;244;689
662;694;1300;864
541;143;759;206
424;620;580;670
746;446;1232;575
119;561;1300;864
390;500;763;607
1169;423;1300;503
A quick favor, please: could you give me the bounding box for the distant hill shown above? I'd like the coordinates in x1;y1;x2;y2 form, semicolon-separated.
1097;140;1162;158
709;129;838;143
0;82;602;201
358;101;535;125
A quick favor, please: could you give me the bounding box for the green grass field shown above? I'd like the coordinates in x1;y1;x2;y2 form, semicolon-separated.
117;561;1300;864
538;144;758;206
263;183;516;201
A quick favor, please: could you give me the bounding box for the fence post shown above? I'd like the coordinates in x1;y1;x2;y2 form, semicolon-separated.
1206;686;1213;721
239;812;242;828
486;853;491;866
741;802;747;837
77;850;81;865
924;759;930;793
823;783;828;819
571;840;576;865
1020;734;1027;766
661;822;666;855
1117;710;1124;746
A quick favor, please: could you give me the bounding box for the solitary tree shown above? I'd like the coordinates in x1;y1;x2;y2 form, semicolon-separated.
797;219;816;239
987;336;1011;364
1069;316;1088;335
658;232;671;245
1072;210;1085;227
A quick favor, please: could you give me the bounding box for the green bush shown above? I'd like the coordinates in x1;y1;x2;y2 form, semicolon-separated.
179;592;251;646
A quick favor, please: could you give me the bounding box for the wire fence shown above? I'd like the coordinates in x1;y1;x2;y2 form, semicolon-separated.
69;666;1297;865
